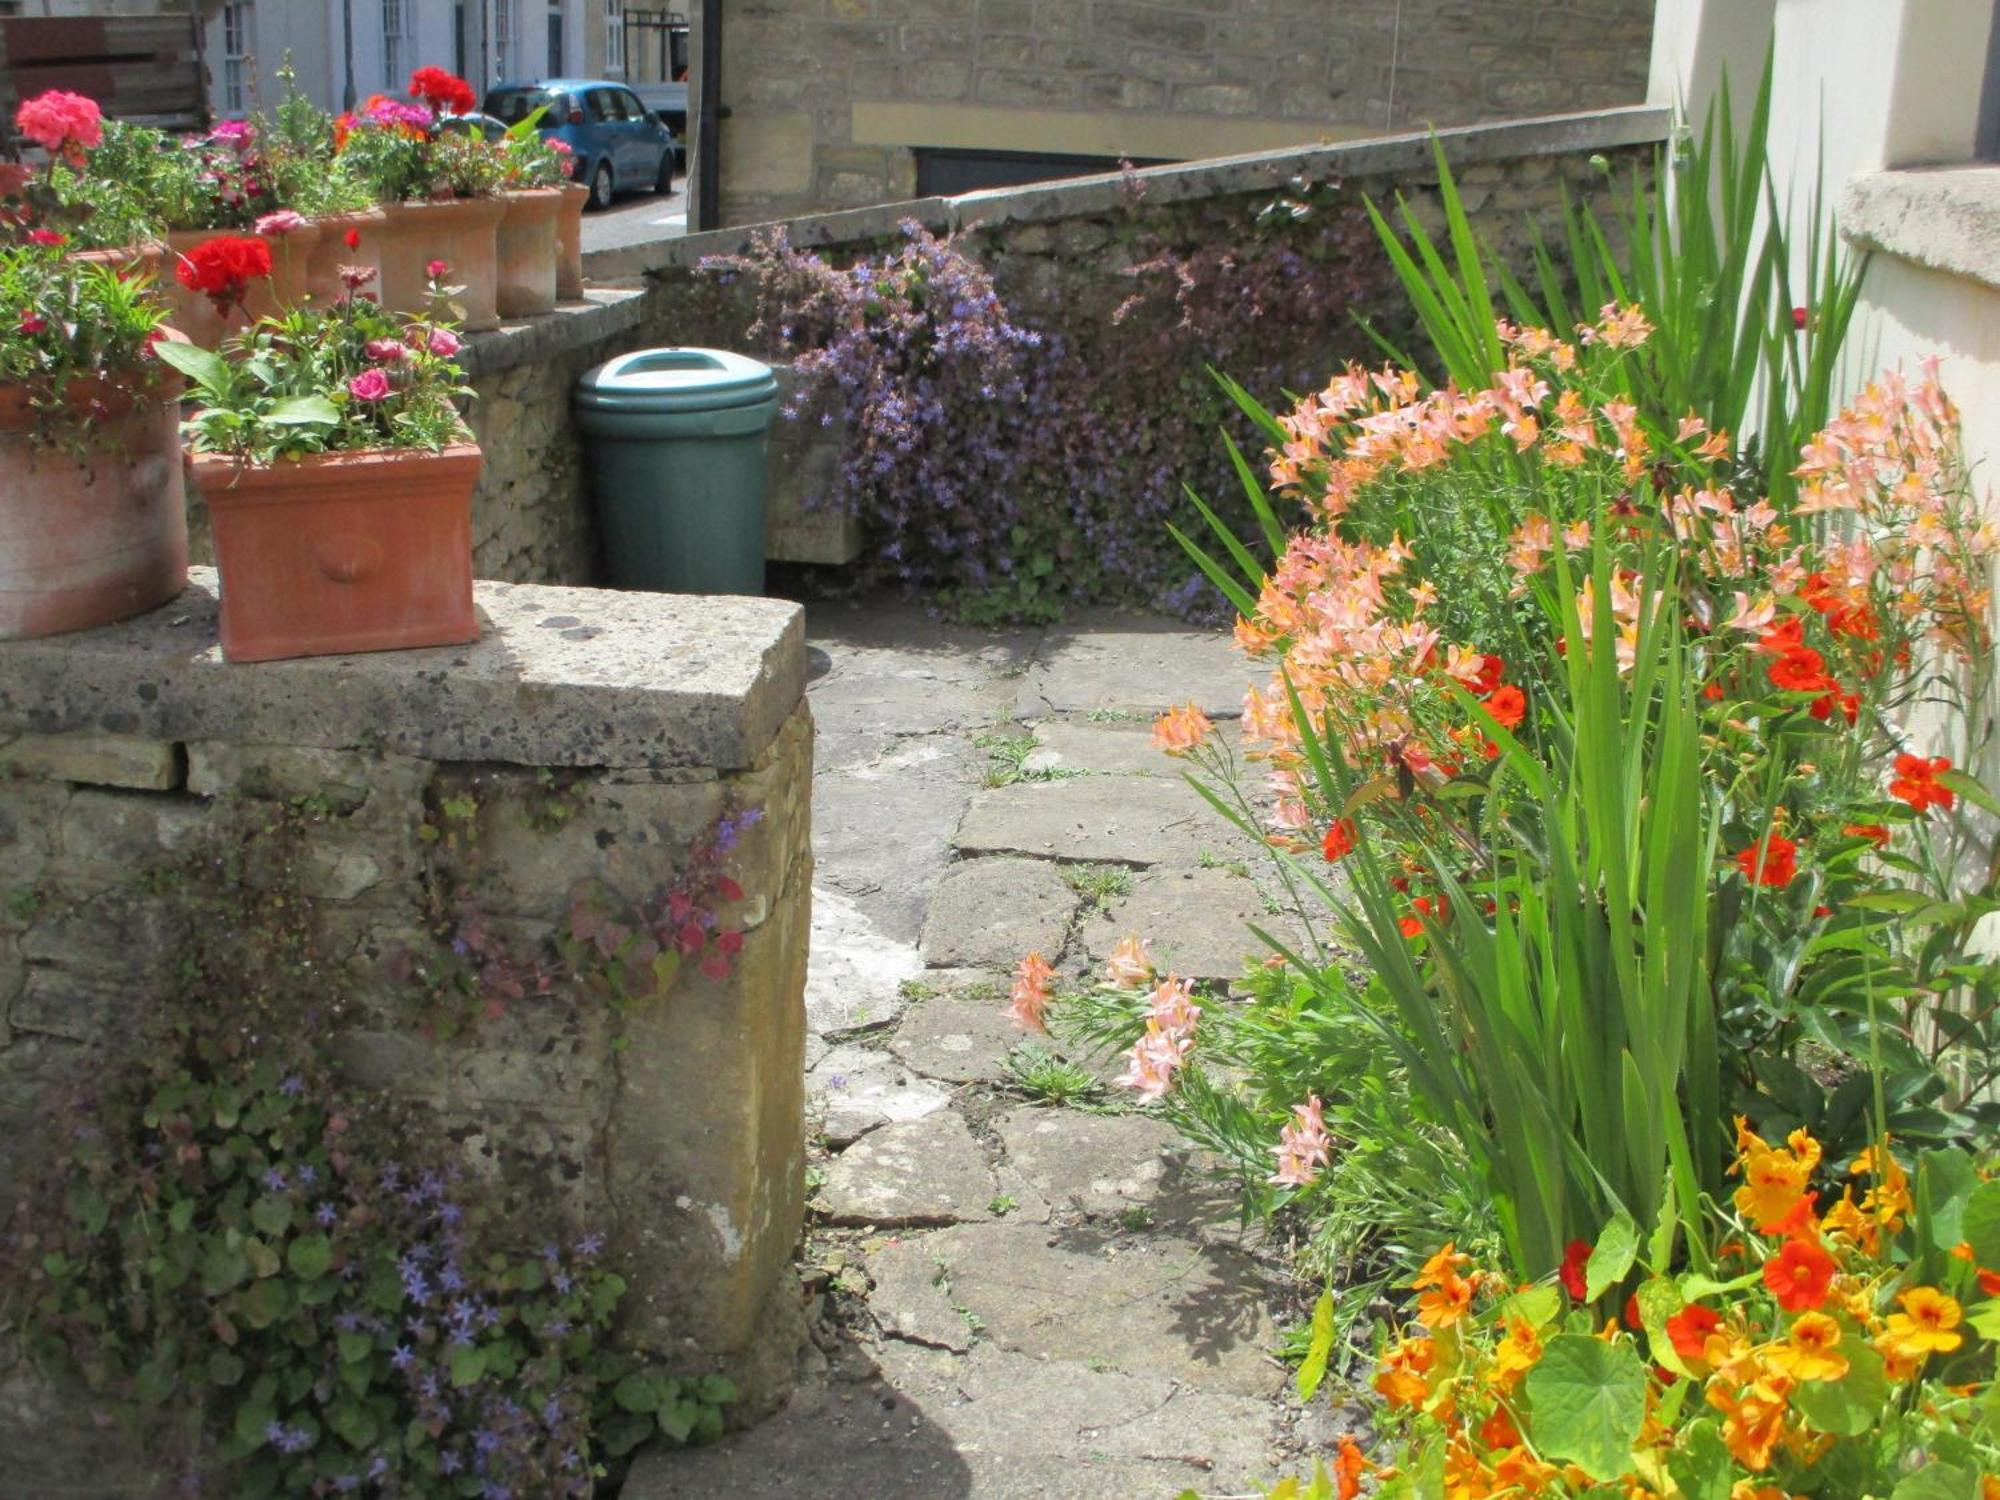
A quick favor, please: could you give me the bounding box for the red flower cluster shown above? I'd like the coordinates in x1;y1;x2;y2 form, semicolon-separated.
1757;618;1856;725
1734;830;1799;889
1889;754;1954;814
175;234;273;311
409;65;476;116
1322;817;1357;863
1800;571;1879;642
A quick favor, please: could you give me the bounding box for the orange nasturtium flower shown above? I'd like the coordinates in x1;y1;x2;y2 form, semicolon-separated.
1667;1303;1722;1361
1768;1311;1848;1382
1888;752;1955;813
1333;1436;1369;1500
1731;1119;1821;1231
1373;1335;1436;1409
1735;831;1799;888
1880;1286;1964;1360
1762;1237;1836;1312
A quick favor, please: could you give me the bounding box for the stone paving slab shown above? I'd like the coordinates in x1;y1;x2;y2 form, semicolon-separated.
819;1111;997;1227
809;1044;953;1147
1079;866;1278;984
812;733;981;944
1014;623;1252;720
888;988;1022;1085
992;1108;1183;1219
933;1221;1284;1399
1020;716;1245;777
918;857;1079;969
628;1339;1285;1499
804;884;921;1037
866;1234;975;1353
954;775;1230;867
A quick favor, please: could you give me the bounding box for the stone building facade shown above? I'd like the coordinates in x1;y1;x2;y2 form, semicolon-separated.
714;0;1656;224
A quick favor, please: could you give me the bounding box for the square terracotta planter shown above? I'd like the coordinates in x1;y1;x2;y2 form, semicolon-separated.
190;443;481;663
496;188;562;319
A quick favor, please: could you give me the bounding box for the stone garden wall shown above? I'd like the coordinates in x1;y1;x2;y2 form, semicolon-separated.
0;572;813;1492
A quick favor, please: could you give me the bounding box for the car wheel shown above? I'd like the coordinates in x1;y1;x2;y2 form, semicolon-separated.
589;161;615;211
653;151;674;195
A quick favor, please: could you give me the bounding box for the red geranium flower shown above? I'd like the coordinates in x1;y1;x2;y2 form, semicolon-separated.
1559;1238;1590;1300
1889;754;1954;813
1483;683;1526;730
24;228;65;247
1469;653;1505;696
1322;817;1357;863
408;65;476;116
1767;646;1834;695
1734;831;1798;888
1762;1236;1835;1312
175;234;273;312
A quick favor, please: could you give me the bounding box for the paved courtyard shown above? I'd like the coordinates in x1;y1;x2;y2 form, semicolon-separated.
629;601;1337;1499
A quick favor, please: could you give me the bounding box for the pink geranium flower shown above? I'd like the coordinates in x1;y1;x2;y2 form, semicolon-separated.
253;209;309;237
347;368;393;403
16;90;103;155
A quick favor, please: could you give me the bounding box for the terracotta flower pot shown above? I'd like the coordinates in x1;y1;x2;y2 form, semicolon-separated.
0;381;187;640
303;207;388;307
161;225;323;347
190;442;481;663
374;197;506;332
556;181;590;301
75;241;169;286
495;188;562;320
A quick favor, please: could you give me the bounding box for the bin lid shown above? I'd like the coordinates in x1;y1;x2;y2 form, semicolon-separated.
575;347;779;415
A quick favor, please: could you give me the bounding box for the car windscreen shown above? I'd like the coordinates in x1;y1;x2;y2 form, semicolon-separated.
486;88;561;126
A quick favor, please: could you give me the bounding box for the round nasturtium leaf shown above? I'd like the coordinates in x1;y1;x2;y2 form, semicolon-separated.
1524;1332;1649;1482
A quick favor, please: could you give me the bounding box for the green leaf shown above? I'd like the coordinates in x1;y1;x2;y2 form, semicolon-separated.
337;1331;374;1365
695;1374;738;1406
613;1372;663;1413
232;1395;276;1448
239;1277;290;1329
1586;1213;1640;1302
1664;1419;1733;1500
1496;1283;1562;1330
201;1242;250;1296
1523;1333;1648;1482
1790;1338;1888;1436
264;394;341;427
1295;1290;1336;1403
168;1198;195;1234
208;1351;246;1387
1961;1181;2000;1266
448;1345;487;1388
285;1233;332;1281
1920;1148;1979;1250
658;1397;697;1444
244;1237;281;1279
250;1194;292;1238
153;338;231;395
1964;1299;2000;1341
1892;1463;1979;1500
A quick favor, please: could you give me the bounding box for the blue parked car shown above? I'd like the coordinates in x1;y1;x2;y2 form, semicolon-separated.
484;79;678;211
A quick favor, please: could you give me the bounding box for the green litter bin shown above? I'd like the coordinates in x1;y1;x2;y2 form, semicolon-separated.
574;347;779;595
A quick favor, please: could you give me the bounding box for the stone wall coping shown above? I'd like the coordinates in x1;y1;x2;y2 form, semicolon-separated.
591;103;1673;280
0;568;806;771
1841;166;2000;293
458;287;656;380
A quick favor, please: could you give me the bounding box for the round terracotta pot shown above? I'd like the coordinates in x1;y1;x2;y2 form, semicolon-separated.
556;181;590;302
303;207;388;308
374;197;506;332
189;441;481;662
495;188;562;320
0;379;187;640
160;224;323;346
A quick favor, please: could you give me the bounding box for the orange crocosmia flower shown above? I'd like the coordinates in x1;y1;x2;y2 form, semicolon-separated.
1322;817;1357;863
1483;683;1526;729
1667;1303;1721;1361
1882;1286;1963;1358
1843;822;1891;848
1151;701;1213;756
1889;753;1955;813
1735;832;1799;889
1762;1237;1836;1312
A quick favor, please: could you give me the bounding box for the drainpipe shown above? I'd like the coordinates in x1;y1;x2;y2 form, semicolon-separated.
696;0;718;229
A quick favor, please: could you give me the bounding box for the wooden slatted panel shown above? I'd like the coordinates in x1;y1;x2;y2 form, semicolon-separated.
0;16;206;133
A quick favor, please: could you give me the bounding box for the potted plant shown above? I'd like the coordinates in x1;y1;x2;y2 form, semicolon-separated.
336;70;507;331
0;236;186;639
154;256;480;662
494;117;571;319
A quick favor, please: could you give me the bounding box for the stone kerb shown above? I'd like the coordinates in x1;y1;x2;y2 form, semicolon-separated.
0;573;815;1482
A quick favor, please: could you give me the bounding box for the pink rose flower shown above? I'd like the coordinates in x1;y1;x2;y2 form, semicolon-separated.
365;338;408;363
253;209;309;237
347;368;393;403
15;90;103;154
425;259;450;281
426;328;462;358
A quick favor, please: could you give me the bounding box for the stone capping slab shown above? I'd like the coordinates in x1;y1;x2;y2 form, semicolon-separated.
622;104;1673;277
0;568;805;772
457;286;655;380
1842;166;2000;293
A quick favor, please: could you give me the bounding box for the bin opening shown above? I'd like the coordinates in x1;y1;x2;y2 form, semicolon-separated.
622;349;730;377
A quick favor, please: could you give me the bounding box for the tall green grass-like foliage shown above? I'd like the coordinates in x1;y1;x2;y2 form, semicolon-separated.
1367;61;1864;512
